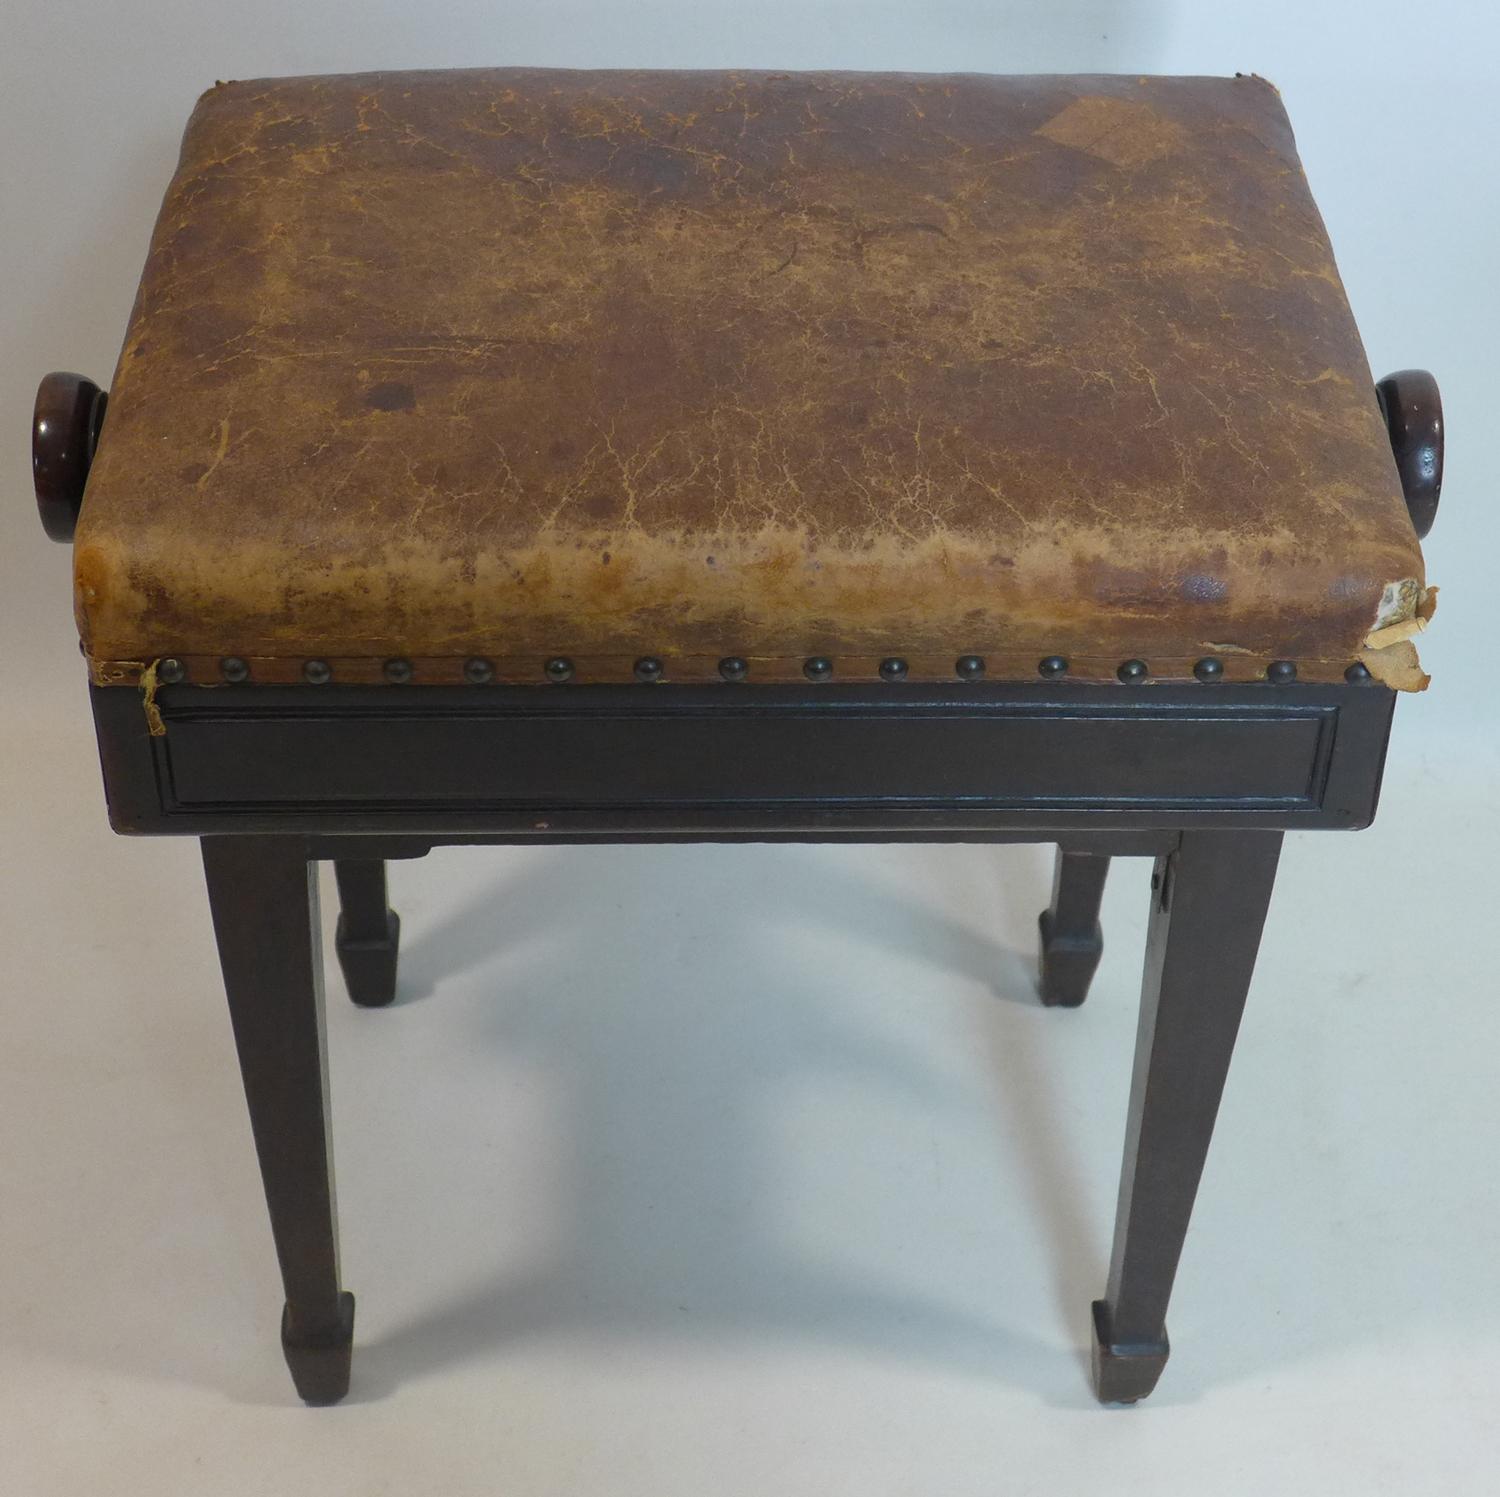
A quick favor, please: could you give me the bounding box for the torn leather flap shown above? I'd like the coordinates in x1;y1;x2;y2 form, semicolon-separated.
139;659;167;736
1360;580;1437;691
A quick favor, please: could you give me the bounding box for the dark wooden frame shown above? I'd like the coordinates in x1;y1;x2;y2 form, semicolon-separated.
93;678;1393;838
87;675;1397;1404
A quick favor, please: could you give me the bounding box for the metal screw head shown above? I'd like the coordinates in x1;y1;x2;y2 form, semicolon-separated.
545;656;575;683
634;656;664;683
1037;655;1068;679
1344;661;1373;684
955;654;986;681
463;656;494;685
383;657;413;684
879;657;908;682
803;656;833;682
156;657;186;684
1117;659;1149;684
1193;656;1224;683
220;656;250;683
303;658;332;685
1266;660;1298;684
718;656;749;682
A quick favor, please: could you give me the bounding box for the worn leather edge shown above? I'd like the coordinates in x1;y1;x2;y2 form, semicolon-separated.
83;574;1436;689
86;650;1379;689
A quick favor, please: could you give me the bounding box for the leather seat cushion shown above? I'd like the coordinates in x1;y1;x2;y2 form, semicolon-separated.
76;68;1427;686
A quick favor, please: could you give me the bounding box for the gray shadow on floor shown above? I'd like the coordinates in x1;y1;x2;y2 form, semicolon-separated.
349;842;1113;1407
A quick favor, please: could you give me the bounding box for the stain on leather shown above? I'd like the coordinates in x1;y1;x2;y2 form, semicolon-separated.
365;381;416;412
74;68;1426;684
1034;94;1188;167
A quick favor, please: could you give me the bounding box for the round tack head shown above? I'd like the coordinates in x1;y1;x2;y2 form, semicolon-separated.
220;656;250;683
303;658;332;685
1266;660;1298;684
1344;661;1373;684
463;656;494;685
955;654;986;681
1037;655;1068;679
1193;656;1224;683
879;657;908;682
1117;659;1149;684
718;656;749;682
633;655;664;683
383;657;413;684
545;656;575;683
156;657;186;685
803;656;833;682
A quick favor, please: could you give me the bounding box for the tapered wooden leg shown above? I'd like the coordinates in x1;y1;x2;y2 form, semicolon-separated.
1038;848;1110;1006
1092;830;1282;1403
333;859;400;1007
203;836;354;1405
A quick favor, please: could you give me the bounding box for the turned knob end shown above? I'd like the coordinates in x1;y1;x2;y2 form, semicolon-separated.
33;371;107;542
1375;369;1442;540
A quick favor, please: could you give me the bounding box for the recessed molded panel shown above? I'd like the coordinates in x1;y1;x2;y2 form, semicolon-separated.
159;700;1333;813
90;681;1393;836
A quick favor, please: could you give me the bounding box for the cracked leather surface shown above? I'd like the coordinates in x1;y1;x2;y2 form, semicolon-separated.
75;68;1426;685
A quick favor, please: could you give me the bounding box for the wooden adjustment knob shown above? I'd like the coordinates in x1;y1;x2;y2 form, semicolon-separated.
1375;369;1442;540
33;371;108;542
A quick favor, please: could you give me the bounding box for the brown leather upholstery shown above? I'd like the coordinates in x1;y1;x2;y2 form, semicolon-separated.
76;68;1428;687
